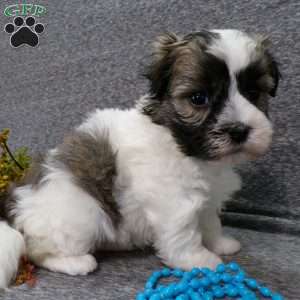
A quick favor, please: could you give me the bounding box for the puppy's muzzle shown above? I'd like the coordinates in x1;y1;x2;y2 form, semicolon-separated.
227;123;251;144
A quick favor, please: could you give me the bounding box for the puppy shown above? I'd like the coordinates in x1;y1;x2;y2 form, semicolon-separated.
0;29;279;288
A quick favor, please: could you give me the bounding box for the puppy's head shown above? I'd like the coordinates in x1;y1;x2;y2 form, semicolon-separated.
141;30;280;163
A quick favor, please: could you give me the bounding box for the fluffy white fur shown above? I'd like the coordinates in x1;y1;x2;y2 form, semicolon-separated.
10;108;242;274
0;222;25;289
0;30;273;288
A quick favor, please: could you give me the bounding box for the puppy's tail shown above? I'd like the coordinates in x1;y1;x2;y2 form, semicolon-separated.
0;210;25;289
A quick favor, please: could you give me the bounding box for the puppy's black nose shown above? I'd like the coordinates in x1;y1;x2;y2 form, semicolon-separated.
228;123;251;143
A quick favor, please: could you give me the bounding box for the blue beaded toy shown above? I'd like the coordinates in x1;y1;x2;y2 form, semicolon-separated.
136;262;284;300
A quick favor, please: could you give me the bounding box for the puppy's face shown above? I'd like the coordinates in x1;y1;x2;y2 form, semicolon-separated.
141;30;280;163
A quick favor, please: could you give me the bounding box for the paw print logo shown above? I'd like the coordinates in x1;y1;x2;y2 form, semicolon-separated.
4;16;45;48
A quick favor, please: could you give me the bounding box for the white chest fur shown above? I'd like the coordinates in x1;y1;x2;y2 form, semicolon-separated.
79;107;241;249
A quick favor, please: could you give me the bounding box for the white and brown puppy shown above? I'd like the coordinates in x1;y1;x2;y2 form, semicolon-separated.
0;29;279;288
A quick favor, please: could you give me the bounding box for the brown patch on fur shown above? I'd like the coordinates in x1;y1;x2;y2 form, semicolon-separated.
238;34;280;99
237;50;280;110
143;31;230;125
0;195;6;220
53;130;120;226
20;154;45;188
2;191;17;223
142;31;232;159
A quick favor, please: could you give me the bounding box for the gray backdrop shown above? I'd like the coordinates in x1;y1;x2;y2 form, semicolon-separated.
0;1;299;299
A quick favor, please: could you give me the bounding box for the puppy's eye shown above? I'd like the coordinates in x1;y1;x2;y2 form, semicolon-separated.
190;91;209;106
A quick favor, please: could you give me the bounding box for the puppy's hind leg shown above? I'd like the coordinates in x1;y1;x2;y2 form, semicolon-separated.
13;170;116;276
34;255;98;276
12;130;119;276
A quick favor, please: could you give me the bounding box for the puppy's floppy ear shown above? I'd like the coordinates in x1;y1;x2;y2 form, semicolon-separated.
256;36;281;97
145;32;184;99
267;52;280;97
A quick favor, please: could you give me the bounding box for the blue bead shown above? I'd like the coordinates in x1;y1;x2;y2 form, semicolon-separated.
221;273;232;282
198;287;205;294
163;285;176;298
201;267;211;275
260;287;272;297
199;277;210;287
272;293;284;300
153;271;162;278
208;273;220;284
191;267;201;276
203;291;213;300
226;287;239;297
181;279;190;286
177;281;189;292
236;283;246;291
174;269;184;278
227;262;240;272
242;295;257;300
189;278;201;289
157;284;165;292
162;268;171;276
191;294;202;300
144;289;154;297
173;286;183;296
183;272;194;281
241;290;257;299
188;290;202;300
239;288;251;296
216;263;226;273
213;287;225;298
236;285;250;297
245;279;258;289
145;281;155;289
187;289;194;295
235;271;246;282
224;283;234;289
149;294;161;300
175;294;189;300
136;293;147;300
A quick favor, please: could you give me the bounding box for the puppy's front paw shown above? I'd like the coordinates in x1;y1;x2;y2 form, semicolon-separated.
198;249;223;270
168;248;222;271
209;235;241;255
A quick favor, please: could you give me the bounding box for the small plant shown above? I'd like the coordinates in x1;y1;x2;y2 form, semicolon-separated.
0;129;31;197
0;129;35;287
15;256;37;287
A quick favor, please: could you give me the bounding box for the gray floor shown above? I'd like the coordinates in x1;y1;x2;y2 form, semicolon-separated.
1;228;299;300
